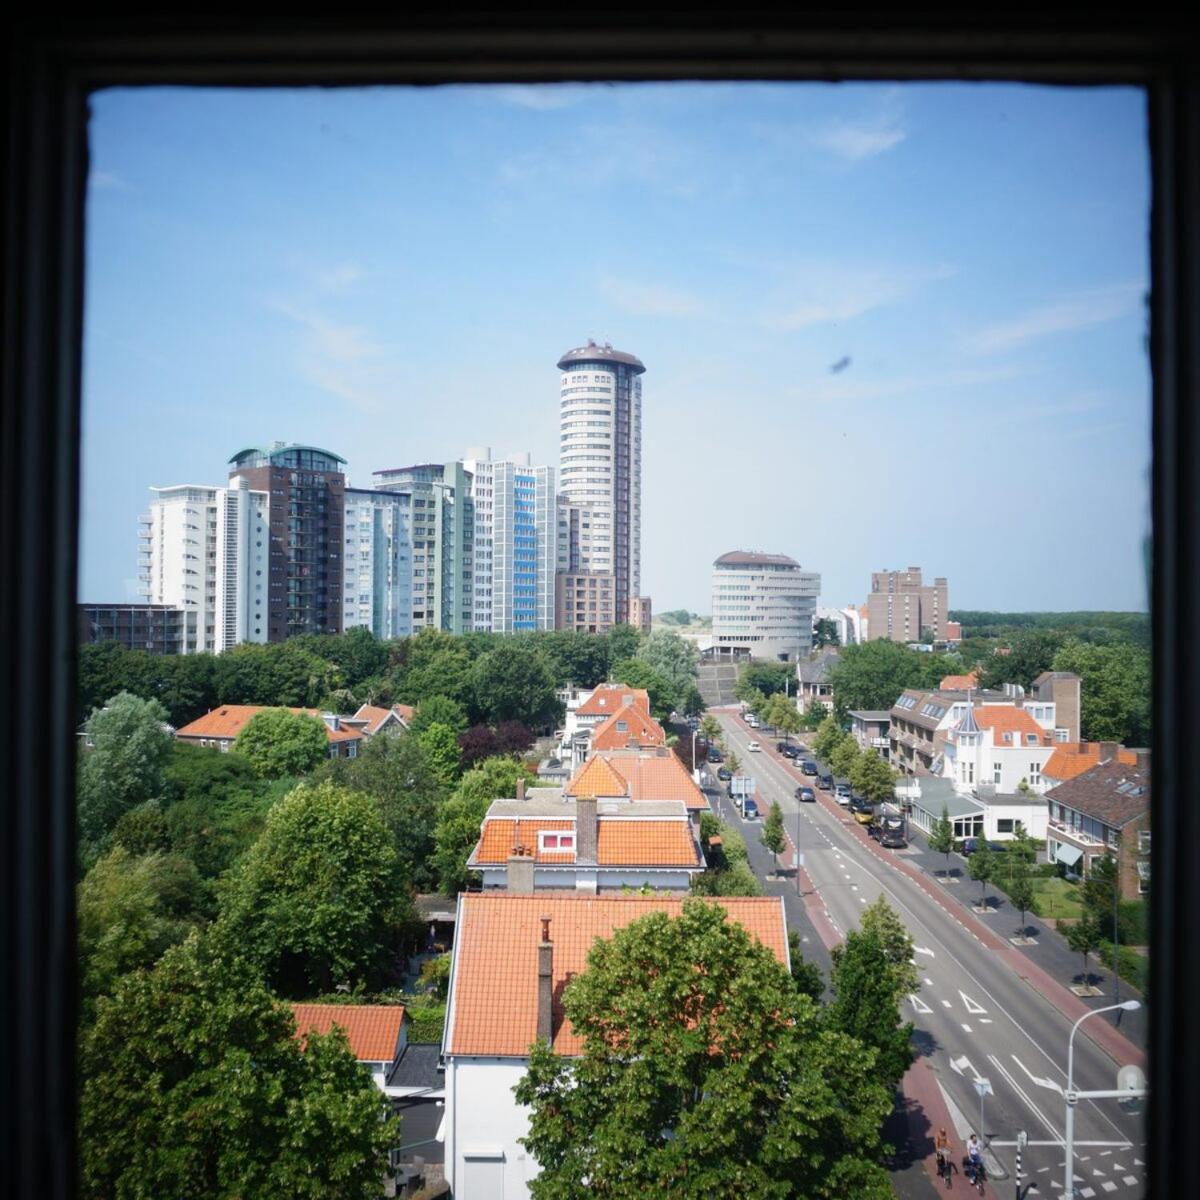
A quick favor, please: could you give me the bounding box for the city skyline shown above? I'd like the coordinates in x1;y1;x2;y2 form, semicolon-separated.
83;82;1150;614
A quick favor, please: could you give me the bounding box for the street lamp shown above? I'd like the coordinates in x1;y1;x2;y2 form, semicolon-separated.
1063;1000;1141;1197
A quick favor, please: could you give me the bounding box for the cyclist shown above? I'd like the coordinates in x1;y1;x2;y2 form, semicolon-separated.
965;1133;984;1184
934;1127;952;1183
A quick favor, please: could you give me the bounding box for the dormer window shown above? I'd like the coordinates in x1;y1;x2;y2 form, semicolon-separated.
539;832;575;852
617;721;628;732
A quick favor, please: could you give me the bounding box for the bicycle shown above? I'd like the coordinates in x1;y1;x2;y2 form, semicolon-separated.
935;1149;955;1188
963;1154;987;1194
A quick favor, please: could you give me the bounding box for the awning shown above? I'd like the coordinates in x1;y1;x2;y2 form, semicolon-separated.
1054;842;1084;867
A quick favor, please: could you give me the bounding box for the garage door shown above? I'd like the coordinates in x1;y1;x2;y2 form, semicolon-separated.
463;1155;504;1199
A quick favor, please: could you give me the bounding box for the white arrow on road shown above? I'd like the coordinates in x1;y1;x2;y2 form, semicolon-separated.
950;1054;983;1082
959;989;987;1014
914;946;935;957
1011;1053;1065;1097
909;993;933;1014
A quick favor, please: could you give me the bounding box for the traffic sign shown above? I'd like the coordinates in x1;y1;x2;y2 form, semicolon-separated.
973;1078;993;1098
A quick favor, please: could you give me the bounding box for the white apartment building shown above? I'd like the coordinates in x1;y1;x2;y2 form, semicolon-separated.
138;477;269;654
463;449;556;633
710;551;820;661
341;487;413;640
940;701;1059;796
557;340;644;625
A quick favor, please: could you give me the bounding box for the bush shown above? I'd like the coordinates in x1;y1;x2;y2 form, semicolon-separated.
1098;940;1149;995
1118;899;1149;946
406;1001;447;1043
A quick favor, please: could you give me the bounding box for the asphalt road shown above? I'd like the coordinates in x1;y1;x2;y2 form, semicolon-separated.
715;710;1147;1200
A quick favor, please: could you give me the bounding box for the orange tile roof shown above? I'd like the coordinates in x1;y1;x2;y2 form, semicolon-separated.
353;703;414;734
566;755;629;798
447;894;788;1057
972;707;1054;746
176;705;360;745
603;751;707;811
575;684;651;718
939;671;980;691
1043;742;1137;782
472;814;700;867
290;1003;406;1062
590;706;666;750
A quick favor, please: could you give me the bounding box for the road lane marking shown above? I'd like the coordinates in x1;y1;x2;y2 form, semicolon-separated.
924;977;934;986
941;999;952;1007
959;990;987;1014
961;1023;972;1032
987;1053;1063;1143
910;993;933;1014
914;946;935;957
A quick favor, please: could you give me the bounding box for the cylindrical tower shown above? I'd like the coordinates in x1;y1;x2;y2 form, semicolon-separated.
557;340;645;623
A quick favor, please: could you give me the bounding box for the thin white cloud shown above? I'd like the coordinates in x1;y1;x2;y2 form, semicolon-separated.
492;84;597;111
964;283;1145;355
766;261;957;330
314;264;364;292
90;169;133;192
808;119;906;162
600;276;705;318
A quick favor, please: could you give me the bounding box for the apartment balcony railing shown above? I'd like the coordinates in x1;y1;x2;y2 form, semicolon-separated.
1048;819;1105;847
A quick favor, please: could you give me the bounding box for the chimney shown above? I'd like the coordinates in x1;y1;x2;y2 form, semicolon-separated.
537;916;554;1044
516;777;526;801
575;795;598;865
507;846;535;894
1098;741;1119;763
1134;748;1151;772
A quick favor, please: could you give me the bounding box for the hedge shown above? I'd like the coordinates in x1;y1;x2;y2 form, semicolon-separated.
407;1001;447;1044
1098;940;1148;996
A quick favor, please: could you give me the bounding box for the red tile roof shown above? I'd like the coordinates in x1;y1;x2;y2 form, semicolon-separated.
353;703;414;734
447;895;788;1057
939;671;980;691
590;706;666;750
290;1003;406;1062
472;814;700;867
575;684;651;718
175;705;362;745
1043;742;1137;782
972;707;1054;747
565;750;707;811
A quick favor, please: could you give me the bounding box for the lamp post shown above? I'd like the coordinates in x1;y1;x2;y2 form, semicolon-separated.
1063;1001;1141;1196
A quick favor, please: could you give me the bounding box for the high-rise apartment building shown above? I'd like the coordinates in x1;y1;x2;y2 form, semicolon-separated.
557;340;645;625
866;566;949;643
227;444;347;640
138;478;269;653
710;551;821;662
341;487;413;640
372;461;475;633
462;449;556;633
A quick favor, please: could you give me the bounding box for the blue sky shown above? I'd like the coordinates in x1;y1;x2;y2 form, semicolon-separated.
82;82;1150;614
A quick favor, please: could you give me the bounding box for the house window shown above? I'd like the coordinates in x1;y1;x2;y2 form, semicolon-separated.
1029;762;1042;785
1136;860;1150;894
993;762;1002;784
616;721;628;732
996;818;1015;834
540;832;575;851
1139;830;1151;853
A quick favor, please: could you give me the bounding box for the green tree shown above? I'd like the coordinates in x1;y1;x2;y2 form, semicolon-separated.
801;697;827;730
736;661;792;700
606;623;643;667
394;627;475;709
726;751;742;780
1051;638;1152;744
814;617;841;648
635;629;699;695
773;696;803;743
828;921;916;1092
1007;868;1036;938
677;682;705;718
77;846;205;1019
699;714;721;749
317;731;447;892
431;756;536;894
978;629;1067;690
827;641;926;716
788;930;826;1003
418;722;463;786
514;899;893;1199
858;896;919;996
535;630;611;688
78;691;175;850
967;846;995;909
850;751;897;804
1006;821;1039;880
690;859;764;897
1082;853;1120;940
81;933;394;1199
1066;915;1102;988
408;694;469;737
234;707;329;779
760;801;787;872
830;736;861;780
611;657;677;721
812;714;846;763
215;781;406;995
472;641;562;728
214;641;344;709
927;805;956;878
109;799;171;857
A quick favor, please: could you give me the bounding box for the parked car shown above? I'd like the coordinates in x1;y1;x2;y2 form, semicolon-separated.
781;744;800;759
746;716;760;729
707;748;724;763
795;785;815;802
817;772;833;790
800;760;818;776
960;837;1005;856
747;741;762;752
742;798;759;820
850;798;875;824
717;767;732;781
834;783;852;806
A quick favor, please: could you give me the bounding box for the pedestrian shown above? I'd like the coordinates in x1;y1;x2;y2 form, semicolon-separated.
426;923;436;953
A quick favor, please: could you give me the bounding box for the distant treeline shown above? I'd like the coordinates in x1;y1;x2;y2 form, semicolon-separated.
950;611;1150;648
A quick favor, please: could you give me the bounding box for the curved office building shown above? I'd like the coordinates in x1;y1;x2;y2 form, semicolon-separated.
711;550;821;662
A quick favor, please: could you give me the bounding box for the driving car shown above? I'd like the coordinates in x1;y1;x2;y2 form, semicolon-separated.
834;783;852;806
717;767;732;781
800;760;818;776
795;785;815;802
747;741;761;752
746;716;760;728
742;798;759;820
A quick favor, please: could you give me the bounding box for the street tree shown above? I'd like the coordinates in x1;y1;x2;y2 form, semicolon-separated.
801;698;827;730
850;751;897;805
408;694;469;737
77;691;174;847
81;933;394;1200
514;899;894;1199
787;930;826;1004
699;715;721;750
233;707;328;779
726;751;742;780
1065;915;1102;988
967;846;995;909
1082;853;1120;940
830;736;861;780
858;895;919;996
768;694;802;743
927;805;956;878
417;721;463;786
828;921;916;1093
215;781;406;996
812;715;845;762
760;801;787;872
1005;821;1040;883
1007;868;1036;939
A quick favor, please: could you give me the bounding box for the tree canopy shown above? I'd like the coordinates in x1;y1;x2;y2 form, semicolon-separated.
471;641;562;728
233;706;330;779
408;694;469;737
514;899;894;1199
827;640;956;717
611;657;677;721
1051;638;1151;745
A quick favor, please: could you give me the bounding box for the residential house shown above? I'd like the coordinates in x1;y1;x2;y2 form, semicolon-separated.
795;648;840;713
902;775;1049;843
351;702;415;736
589;704;665;751
442;894;789;1200
565;747;709;824
939;671;979;691
941;703;1057;795
468;793;703;892
1042;741;1138;788
557;683;654;767
1045;756;1151;895
174;704;363;758
290;1003;409;1090
848;710;891;760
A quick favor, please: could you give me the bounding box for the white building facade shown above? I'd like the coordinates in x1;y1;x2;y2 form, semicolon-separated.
138;478;269;654
711;551;820;661
341;487;413;640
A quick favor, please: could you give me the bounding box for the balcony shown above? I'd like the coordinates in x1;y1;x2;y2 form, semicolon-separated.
1048;818;1105;848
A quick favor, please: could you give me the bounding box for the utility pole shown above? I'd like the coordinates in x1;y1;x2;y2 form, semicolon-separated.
1014;1130;1026;1200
